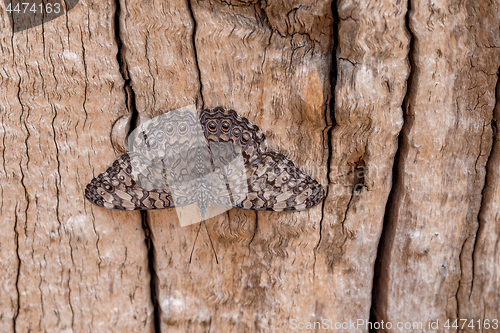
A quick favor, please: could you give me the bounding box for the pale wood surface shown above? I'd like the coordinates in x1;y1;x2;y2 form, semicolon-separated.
373;1;500;331
1;0;500;332
124;0;333;331
0;0;153;332
317;0;410;329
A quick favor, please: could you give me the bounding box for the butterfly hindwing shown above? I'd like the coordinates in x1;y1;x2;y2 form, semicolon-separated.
233;152;325;211
85;153;174;210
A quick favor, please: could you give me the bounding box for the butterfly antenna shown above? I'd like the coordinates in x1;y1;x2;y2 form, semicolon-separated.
203;221;219;264
189;223;203;264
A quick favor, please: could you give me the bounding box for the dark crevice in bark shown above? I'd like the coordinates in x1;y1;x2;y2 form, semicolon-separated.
13;207;21;333
114;1;160;331
141;211;161;333
455;237;468;319
248;211;258;249
328;0;338;143
90;210;102;271
370;0;415;329
186;0;205;108
50;104;62;236
0;114;5;215
314;0;337;274
14;65;31;333
79;27;89;129
113;0;139;140
63;0;72;42
67;237;75;330
470;66;500;302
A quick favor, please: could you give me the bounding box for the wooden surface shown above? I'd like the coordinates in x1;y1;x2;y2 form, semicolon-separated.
373;1;500;331
0;0;499;332
0;0;153;332
316;0;410;327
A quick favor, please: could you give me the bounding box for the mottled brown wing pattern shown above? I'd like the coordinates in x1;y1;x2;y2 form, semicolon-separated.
200;107;325;211
85;107;325;213
200;107;267;165
237;152;325;211
85;153;174;210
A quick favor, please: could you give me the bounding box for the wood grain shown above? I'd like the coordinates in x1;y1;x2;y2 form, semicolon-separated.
317;0;410;329
0;0;153;331
1;0;500;332
373;0;500;330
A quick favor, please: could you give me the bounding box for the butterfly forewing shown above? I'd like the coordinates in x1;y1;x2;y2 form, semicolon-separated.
85;153;174;210
200;107;267;165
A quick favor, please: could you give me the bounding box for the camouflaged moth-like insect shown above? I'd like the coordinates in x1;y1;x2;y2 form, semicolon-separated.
85;106;325;226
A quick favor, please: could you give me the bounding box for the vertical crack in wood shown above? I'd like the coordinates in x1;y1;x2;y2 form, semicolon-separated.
369;0;415;328
470;65;500;302
141;211;161;333
50;104;62;237
313;0;337;275
247;211;258;250
1;114;6;214
186;0;205;108
113;0;160;331
14;63;31;333
113;0;138;141
13;207;21;333
79;27;89;129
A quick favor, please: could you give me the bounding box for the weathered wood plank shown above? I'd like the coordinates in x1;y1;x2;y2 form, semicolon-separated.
119;0;332;331
0;0;154;331
316;0;410;330
0;9;23;332
2;0;500;331
374;0;500;329
464;7;500;326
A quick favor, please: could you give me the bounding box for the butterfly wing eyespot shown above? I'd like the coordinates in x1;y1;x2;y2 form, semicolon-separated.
207;120;217;133
166;124;174;135
221;120;230;132
178;123;188;134
147;138;156;147
232;127;241;137
241;132;251;143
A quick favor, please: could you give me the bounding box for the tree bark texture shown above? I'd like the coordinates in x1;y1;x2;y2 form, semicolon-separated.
0;0;499;333
0;0;154;332
373;1;500;331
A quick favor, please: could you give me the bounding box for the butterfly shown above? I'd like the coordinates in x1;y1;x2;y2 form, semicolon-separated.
85;106;325;225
